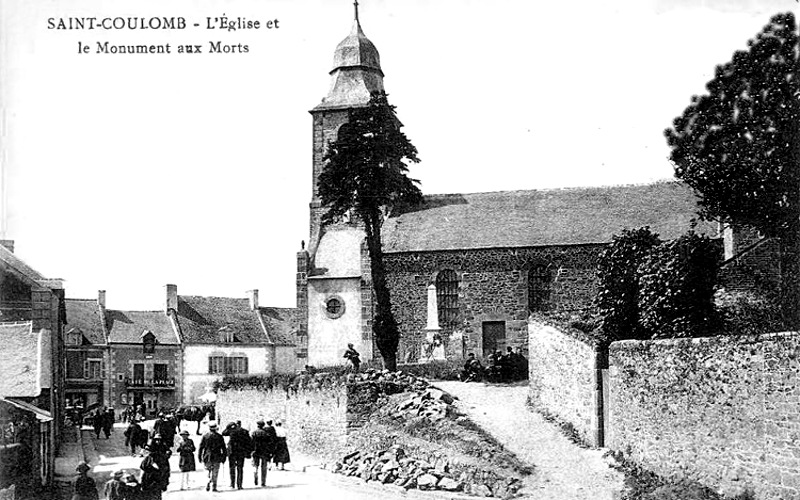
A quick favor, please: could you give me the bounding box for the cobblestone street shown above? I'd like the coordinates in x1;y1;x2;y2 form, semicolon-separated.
435;381;625;500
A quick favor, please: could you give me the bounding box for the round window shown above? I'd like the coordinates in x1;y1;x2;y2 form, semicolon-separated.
324;295;346;319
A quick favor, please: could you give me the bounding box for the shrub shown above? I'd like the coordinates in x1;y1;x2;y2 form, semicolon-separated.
596;227;662;341
396;359;462;381
638;232;721;338
715;288;783;335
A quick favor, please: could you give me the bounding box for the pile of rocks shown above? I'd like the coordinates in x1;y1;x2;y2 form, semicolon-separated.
334;445;523;497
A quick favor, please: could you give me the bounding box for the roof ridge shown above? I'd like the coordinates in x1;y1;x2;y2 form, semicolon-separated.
420;179;684;199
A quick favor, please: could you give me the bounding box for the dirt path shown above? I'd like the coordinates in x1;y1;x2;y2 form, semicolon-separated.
435;381;624;500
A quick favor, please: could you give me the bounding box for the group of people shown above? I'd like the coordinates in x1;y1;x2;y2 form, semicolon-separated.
198;419;291;492
77;416;292;498
90;408;116;439
461;346;529;383
121;403;155;424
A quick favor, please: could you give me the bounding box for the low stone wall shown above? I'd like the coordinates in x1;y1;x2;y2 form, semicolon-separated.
608;332;800;500
216;383;348;462
527;320;601;446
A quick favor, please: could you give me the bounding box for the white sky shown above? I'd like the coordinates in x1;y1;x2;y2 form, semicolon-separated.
1;0;797;310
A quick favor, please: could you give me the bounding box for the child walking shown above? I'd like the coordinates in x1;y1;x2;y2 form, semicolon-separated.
176;429;196;490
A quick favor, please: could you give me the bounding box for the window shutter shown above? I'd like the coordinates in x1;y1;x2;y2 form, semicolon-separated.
83;360;89;379
208;357;213;374
101;361;106;379
243;357;248;375
224;356;231;375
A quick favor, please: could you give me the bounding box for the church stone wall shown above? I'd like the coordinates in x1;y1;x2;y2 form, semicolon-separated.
384;245;602;361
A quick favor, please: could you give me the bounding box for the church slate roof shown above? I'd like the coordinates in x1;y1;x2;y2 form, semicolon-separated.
176;296;270;344
64;299;106;345
257;307;296;345
0;322;41;397
106;310;178;345
381;181;719;253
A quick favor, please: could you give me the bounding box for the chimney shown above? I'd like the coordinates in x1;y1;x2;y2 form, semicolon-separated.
0;240;14;253
165;284;177;315
248;289;259;311
97;290;106;309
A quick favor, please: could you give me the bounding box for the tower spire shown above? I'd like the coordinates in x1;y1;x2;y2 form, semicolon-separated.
354;0;360;25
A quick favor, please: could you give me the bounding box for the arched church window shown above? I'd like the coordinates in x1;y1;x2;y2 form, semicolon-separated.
529;265;552;312
436;270;459;333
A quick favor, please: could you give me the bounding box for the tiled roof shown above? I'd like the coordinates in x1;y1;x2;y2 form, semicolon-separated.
176;296;269;344
106;310;178;345
0;322;41;397
257;307;296;345
381;181;719;253
0;245;46;283
64;299;106;345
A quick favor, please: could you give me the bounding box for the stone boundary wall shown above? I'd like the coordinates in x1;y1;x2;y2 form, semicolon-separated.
216;384;348;462
527;320;601;446
608;332;800;500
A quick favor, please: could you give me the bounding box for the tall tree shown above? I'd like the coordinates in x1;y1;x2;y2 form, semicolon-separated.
665;12;800;325
318;92;422;371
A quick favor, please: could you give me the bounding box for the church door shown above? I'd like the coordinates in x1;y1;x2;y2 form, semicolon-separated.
482;321;506;358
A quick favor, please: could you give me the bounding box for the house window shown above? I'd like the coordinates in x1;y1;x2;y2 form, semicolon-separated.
225;356;248;375
66;328;83;346
208;355;225;375
142;331;156;354
84;359;105;380
153;363;168;384
218;327;236;343
529;266;552;312
436;270;459;333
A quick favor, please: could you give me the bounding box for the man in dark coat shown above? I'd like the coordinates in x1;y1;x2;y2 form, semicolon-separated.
343;343;361;372
102;408;114;439
140;437;170;500
222;421;252;490
198;421;226;492
92;409;103;439
250;420;275;487
152;413;176;449
124;420;144;456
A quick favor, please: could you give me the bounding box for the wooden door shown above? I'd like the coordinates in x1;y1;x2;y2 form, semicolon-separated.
482;321;506;358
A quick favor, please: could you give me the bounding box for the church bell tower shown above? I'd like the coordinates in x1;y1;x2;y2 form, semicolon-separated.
296;2;384;367
308;0;385;254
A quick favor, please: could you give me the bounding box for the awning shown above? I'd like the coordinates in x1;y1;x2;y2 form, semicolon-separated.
1;398;53;422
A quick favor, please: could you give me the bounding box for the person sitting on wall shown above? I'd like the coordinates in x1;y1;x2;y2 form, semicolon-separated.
486;349;504;382
460;353;483;382
501;347;517;382
343;343;361;372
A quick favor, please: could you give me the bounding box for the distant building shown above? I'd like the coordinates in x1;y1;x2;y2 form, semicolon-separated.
171;286;296;403
65;285;297;412
0;241;65;494
64;295;109;414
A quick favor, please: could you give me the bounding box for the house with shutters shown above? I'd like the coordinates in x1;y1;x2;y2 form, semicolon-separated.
169;285;296;403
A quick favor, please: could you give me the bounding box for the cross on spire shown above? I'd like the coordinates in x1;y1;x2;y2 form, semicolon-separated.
354;0;360;24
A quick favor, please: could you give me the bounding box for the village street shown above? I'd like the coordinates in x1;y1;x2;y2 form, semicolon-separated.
70;419;437;500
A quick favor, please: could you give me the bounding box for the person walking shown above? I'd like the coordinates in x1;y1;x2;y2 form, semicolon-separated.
198;421;227;492
92;409;103;439
102;408;114;439
103;470;125;500
176;430;196;491
140;436;170;500
272;421;290;471
137;404;147;422
124;419;144;456
121;473;140;500
152;412;176;450
343;343;361;372
222;421;252;490
72;461;99;500
250;420;275;487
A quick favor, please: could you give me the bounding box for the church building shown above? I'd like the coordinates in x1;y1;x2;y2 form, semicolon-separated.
294;7;769;368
